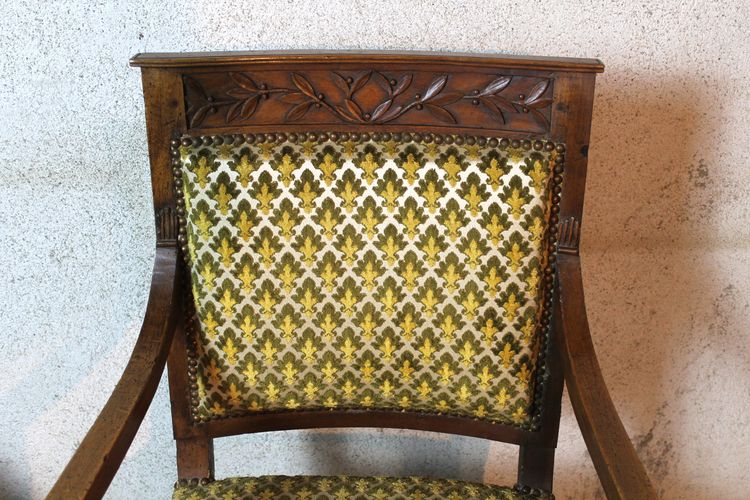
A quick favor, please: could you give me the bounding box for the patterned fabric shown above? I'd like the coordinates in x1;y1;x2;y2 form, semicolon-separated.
172;475;551;500
179;136;556;425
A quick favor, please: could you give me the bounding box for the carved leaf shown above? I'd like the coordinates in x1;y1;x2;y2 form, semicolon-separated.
344;99;364;121
291;73;316;98
190;105;211;127
184;76;208;100
286;101;314;121
230;72;259;92
335;105;360;122
526;80;549;103
333;72;350;93
371;99;393;121
478;97;507;124
482;76;511;96
226;101;243;123
375;71;391;88
240;95;260;119
429;92;463;106
422;75;448;101
424;104;456;124
529;107;549;128
392;75;413;96
526;97;553;109
379;105;404;122
351;71;372;94
489;96;517;114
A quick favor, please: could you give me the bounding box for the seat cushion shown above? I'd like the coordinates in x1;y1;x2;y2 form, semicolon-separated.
172;475;551;499
179;134;560;426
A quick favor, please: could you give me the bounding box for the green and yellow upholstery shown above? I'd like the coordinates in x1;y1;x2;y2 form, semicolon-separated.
179;135;557;426
172;474;552;499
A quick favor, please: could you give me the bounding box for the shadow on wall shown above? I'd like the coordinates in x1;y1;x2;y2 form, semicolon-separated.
293;428;491;481
0;476;24;500
552;70;741;499
215;428;495;485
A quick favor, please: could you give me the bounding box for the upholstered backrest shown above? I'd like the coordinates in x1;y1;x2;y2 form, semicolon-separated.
133;51;601;487
178;132;562;429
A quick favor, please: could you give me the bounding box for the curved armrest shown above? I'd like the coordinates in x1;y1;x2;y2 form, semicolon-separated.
48;247;180;500
557;254;656;500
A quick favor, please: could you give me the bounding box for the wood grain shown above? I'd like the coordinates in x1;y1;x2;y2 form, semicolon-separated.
130;50;605;73
183;70;553;132
177;409;559;446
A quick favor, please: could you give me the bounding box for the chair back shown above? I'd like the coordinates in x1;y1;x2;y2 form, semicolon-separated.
131;50;602;483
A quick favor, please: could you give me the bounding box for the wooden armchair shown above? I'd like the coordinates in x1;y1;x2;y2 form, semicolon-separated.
48;51;655;500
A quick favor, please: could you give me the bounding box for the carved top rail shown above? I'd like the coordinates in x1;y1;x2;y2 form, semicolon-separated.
182;70;554;132
130;51;604;137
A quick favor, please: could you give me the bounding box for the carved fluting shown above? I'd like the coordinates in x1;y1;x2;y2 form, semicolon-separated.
156;206;178;246
183;70;553;132
557;217;580;254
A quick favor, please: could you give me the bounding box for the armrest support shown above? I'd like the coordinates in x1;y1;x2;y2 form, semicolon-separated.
48;247;180;500
557;253;656;500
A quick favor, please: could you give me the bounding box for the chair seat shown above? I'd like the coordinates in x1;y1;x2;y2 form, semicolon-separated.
172;475;551;499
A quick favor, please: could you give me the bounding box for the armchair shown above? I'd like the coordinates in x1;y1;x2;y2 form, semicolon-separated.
48;51;655;500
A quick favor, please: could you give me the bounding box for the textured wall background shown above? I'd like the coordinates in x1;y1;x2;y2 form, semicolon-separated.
1;1;749;499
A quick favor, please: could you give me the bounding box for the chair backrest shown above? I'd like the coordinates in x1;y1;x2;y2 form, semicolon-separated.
131;50;602;485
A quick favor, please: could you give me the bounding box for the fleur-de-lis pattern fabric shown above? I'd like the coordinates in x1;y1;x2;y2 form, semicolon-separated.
172;475;551;500
179;136;556;426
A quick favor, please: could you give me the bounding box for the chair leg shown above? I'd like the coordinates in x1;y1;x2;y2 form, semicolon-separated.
517;444;555;492
176;436;215;482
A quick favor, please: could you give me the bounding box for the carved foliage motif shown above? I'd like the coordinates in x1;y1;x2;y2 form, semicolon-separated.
183;70;553;132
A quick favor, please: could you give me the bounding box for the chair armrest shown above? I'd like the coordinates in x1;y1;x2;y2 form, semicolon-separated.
48;247;180;500
557;253;657;500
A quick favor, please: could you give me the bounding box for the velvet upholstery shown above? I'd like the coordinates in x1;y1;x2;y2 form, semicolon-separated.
179;136;557;425
172;474;552;500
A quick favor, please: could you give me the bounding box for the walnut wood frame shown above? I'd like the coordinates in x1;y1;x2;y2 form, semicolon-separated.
48;50;655;500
